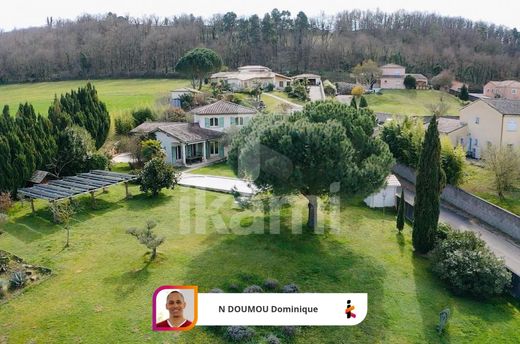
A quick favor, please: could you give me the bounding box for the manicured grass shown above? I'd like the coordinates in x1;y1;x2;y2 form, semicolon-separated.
189;162;237;178
0;185;518;343
365;89;464;116
461;164;520;216
0;79;191;120
271;90;306;105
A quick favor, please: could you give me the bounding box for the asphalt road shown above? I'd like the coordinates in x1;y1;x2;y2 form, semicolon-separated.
399;177;520;276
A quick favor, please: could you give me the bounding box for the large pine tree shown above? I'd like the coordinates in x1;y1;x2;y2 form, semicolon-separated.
412;115;444;253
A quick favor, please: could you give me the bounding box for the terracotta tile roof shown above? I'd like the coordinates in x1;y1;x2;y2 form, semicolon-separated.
190;100;257;115
28;170;57;184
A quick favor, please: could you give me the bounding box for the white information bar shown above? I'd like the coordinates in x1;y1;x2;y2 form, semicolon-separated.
197;293;367;326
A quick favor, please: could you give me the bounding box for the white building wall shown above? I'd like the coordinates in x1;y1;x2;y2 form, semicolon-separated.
364;185;399;208
194;114;255;132
155;131;179;164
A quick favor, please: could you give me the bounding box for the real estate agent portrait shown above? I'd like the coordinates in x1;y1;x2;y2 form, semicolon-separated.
156;290;194;329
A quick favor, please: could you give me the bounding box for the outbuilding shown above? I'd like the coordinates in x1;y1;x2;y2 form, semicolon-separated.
364;175;401;208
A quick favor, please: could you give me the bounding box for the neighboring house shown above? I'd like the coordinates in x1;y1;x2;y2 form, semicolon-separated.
459;99;520;158
130;122;224;166
130;100;258;166
379;64;428;89
483;80;520;100
170;88;201;107
426;117;468;147
379;64;406;89
406;73;428;88
364;174;401;208
292;73;322;86
450;80;464;96
190;100;257;132
210;65;291;91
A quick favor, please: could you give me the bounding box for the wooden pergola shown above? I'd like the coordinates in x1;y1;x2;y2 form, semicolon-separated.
18;170;137;213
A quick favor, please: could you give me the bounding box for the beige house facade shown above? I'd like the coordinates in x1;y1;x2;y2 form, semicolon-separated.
483;80;520;100
459;99;520;158
379;64;428;89
210;65;291;91
380;64;406;89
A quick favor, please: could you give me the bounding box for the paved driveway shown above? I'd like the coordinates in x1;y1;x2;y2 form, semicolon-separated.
179;174;257;196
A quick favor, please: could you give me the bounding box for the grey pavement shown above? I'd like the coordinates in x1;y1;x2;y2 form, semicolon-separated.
398;177;520;276
179;173;257;196
308;85;325;101
112;152;135;163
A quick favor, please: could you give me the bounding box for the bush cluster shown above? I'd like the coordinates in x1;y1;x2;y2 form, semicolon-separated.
226;326;255;342
432;228;511;297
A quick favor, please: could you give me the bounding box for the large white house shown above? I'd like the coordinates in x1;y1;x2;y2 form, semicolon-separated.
210;65;292;91
130;100;258;166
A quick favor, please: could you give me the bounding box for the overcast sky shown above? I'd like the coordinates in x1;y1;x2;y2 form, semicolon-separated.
1;0;519;31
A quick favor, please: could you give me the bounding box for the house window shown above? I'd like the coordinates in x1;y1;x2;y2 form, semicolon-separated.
234;117;244;126
210;141;219;155
475;117;480;124
460;138;464;145
279;81;283;87
210;117;219;127
506;119;517;131
175;146;182;160
512;89;518;94
474;139;479;146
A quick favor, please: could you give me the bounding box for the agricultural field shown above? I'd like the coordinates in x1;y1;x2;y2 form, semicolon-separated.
461;164;520;216
0;79;191;120
0;182;519;343
364;89;464;116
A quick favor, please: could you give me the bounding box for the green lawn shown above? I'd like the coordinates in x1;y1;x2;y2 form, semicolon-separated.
461;164;520;216
189;162;237;178
0;79;191;120
365;90;464;116
271;91;306;106
0;185;518;343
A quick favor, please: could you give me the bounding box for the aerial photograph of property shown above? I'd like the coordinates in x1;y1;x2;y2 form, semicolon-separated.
0;0;519;343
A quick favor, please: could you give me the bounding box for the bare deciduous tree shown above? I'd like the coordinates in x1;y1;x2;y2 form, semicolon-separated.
483;144;520;199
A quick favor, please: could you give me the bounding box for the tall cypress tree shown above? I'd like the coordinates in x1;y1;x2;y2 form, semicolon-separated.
350;97;358;109
359;96;368;108
396;189;405;232
412;115;444;253
459;84;469;101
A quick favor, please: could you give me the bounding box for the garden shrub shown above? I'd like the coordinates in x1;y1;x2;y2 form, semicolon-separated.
323;80;337;96
132;108;155;126
0;192;13;213
179;93;194;110
440;136;466;186
432;230;512;297
114;117;134;135
243;285;263;293
265;83;275;92
284;85;292;93
226;326;255;342
9;270;27;290
263;278;279;290
282;283;300;293
86;152;109;171
281;326;299;338
228;283;240;292
265;334;281;344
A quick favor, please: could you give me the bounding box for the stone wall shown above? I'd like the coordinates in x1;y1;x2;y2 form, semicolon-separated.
392;164;520;241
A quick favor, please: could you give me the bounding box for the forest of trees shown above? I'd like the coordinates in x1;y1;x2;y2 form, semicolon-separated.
0;9;519;89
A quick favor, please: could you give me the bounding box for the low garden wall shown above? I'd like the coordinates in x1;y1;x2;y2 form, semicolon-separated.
392;164;520;242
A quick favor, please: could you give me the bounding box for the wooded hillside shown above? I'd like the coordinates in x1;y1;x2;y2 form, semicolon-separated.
0;9;518;88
